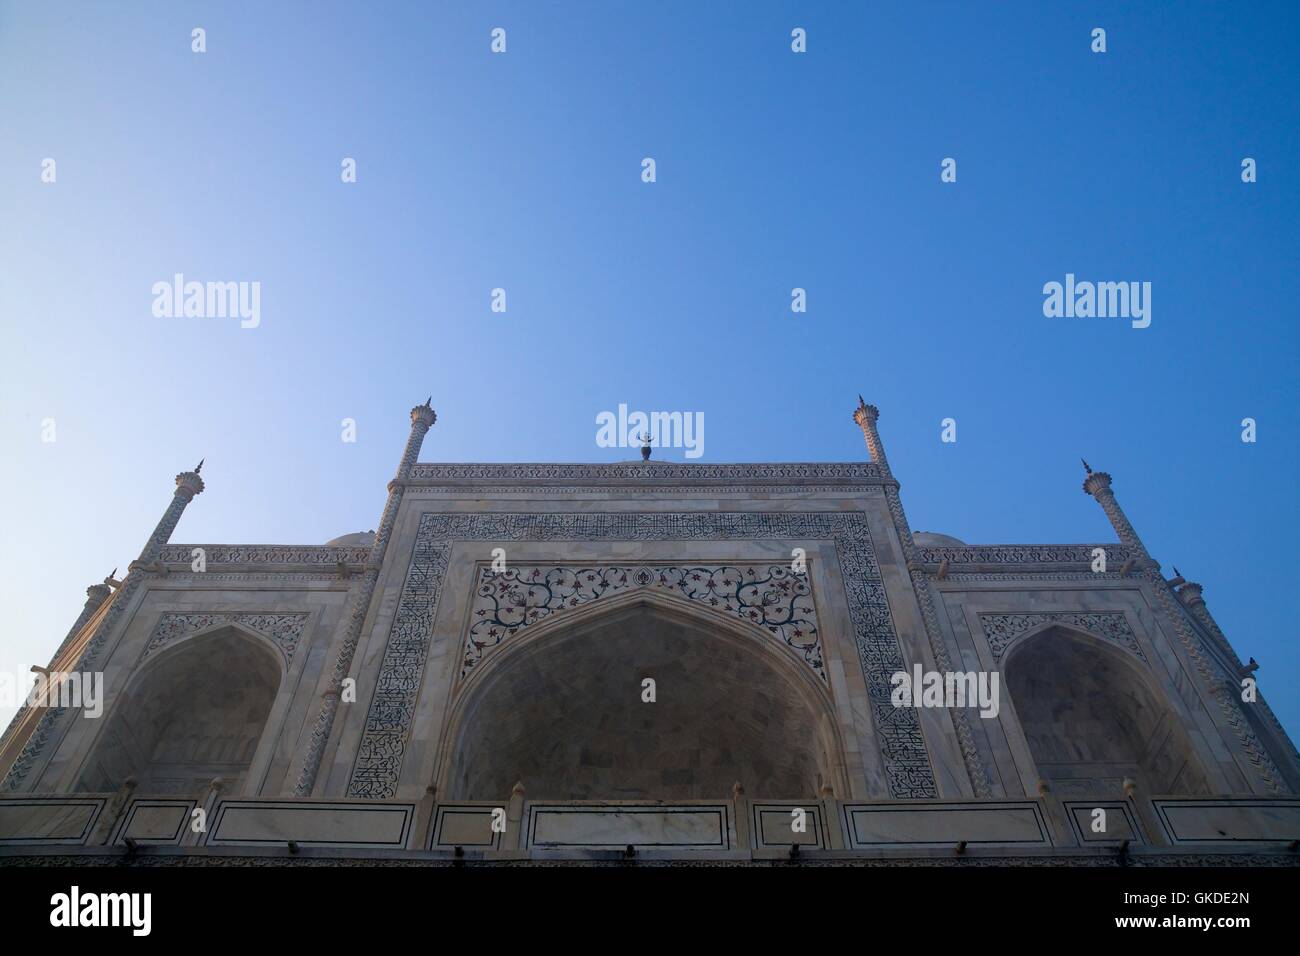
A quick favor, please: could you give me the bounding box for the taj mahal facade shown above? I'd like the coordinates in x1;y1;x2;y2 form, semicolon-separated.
1;399;1297;865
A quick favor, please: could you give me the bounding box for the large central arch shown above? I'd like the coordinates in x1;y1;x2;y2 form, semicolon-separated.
437;592;849;801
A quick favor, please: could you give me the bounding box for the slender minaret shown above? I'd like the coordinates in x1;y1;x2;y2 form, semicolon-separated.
53;577;116;660
852;398;993;797
1080;462;1285;793
0;578;116;756
1;464;205;790
293;399;435;796
1177;581;1299;766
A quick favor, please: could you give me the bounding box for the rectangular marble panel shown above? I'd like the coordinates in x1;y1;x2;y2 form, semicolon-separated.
842;801;1050;847
431;804;502;849
752;803;825;848
1065;801;1144;844
0;798;103;845
1154;798;1300;843
207;800;414;848
113;799;194;845
527;804;730;849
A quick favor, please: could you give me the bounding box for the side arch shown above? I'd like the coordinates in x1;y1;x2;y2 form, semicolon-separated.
1002;624;1210;796
434;589;850;801
77;624;283;796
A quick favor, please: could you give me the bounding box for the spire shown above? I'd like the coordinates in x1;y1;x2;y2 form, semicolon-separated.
1081;458;1092;475
1080;465;1148;557
851;396;889;474
295;397;437;797
195;458;204;474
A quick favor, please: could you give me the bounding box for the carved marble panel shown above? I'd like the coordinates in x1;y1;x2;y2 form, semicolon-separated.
157;545;371;566
347;512;936;801
978;612;1146;663
463;563;823;680
142;612;309;667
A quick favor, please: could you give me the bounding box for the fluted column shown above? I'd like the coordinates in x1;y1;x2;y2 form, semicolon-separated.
294;399;435;796
852;397;893;477
1;466;204;790
852;398;993;797
1080;465;1148;556
1081;467;1285;793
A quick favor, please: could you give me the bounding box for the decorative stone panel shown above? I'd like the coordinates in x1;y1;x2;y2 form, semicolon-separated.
978;612;1146;664
142;612;309;667
347;512;936;802
407;462;881;482
917;544;1138;568
158;545;371;566
463;563;823;680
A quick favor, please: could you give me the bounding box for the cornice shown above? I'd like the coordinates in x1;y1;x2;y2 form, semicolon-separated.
916;543;1139;571
404;461;883;486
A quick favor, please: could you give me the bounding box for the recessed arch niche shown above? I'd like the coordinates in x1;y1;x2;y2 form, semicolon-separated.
440;596;846;801
1004;625;1209;796
77;626;281;795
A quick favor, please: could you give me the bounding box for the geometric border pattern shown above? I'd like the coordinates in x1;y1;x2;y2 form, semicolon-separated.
346;512;937;801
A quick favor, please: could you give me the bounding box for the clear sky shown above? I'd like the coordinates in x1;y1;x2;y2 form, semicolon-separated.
2;2;1297;740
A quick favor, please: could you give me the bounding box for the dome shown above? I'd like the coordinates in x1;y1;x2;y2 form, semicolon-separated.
912;531;966;547
325;531;376;547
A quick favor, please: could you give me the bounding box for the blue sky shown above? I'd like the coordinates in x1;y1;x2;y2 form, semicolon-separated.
2;2;1297;739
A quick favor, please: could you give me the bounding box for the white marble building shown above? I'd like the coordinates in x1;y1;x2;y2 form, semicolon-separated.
2;399;1297;864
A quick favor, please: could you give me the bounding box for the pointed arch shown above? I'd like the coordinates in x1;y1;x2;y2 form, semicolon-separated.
435;590;849;801
1003;624;1209;797
77;624;283;796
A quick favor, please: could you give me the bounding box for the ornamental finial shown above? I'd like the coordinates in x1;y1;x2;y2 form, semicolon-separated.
1081;458;1092;475
195;458;204;474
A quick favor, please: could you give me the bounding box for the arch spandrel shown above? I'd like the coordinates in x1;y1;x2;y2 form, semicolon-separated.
459;562;825;688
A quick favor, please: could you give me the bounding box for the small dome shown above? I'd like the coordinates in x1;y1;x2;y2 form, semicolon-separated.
913;531;966;547
325;531;376;547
